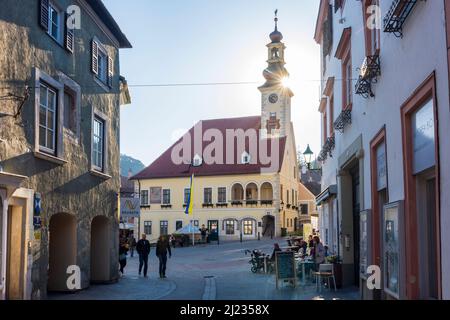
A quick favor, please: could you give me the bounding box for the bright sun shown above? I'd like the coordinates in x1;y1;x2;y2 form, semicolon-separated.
281;76;292;88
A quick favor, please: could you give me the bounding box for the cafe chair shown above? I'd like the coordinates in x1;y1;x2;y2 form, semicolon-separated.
313;264;336;292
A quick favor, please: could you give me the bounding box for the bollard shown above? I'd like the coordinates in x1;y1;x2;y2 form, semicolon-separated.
240;233;242;243
258;232;260;241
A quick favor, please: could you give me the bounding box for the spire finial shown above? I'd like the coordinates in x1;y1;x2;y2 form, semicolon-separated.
274;9;278;30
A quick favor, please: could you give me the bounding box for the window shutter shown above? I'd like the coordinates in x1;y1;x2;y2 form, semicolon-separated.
39;0;49;31
91;40;99;74
108;56;114;87
65;13;74;53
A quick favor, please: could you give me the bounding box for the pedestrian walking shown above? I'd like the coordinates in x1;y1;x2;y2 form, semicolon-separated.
136;234;151;277
200;224;207;243
156;235;172;278
119;240;129;275
129;236;137;258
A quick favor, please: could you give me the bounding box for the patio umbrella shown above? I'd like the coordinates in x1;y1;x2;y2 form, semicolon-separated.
173;223;201;235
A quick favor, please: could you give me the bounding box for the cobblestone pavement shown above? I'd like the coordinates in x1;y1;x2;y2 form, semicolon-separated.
49;238;359;300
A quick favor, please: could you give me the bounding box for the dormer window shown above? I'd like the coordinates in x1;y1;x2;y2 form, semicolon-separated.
192;154;203;167
241;151;251;164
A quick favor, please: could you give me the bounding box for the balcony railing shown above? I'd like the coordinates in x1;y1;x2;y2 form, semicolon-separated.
318;133;336;163
334;109;352;133
216;202;228;208
260;200;274;206
245;200;258;206
383;0;425;38
202;203;214;208
161;204;172;209
355;55;381;98
231;200;243;206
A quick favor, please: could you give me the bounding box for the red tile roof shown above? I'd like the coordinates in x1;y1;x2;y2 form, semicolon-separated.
131;116;286;180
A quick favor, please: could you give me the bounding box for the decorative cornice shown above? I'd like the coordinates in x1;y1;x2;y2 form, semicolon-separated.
335;27;352;59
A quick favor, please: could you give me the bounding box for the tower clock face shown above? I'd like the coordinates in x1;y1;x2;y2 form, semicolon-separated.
269;93;278;104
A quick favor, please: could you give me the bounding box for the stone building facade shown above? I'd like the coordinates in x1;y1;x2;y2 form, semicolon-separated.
0;0;131;299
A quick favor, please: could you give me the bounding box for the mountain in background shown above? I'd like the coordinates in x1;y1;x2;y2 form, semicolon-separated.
120;154;145;177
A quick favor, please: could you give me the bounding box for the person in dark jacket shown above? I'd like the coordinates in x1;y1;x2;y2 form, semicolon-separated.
119;240;129;275
156;235;172;278
270;243;282;261
136;234;151;277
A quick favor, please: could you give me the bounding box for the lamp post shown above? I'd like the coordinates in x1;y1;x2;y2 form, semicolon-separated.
303;144;314;170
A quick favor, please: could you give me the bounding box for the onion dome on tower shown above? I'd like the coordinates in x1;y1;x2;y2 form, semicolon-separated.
259;10;290;89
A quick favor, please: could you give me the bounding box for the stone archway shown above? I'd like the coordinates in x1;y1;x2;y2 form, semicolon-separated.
245;183;258;203
262;215;275;238
90;216;111;283
48;213;77;292
231;183;244;203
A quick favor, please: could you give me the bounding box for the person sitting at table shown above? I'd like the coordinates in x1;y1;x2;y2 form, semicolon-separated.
300;239;308;256
270;243;282;261
324;245;330;258
313;236;325;270
308;235;314;248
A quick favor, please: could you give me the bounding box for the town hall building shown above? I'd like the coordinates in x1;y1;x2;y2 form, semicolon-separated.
131;15;316;242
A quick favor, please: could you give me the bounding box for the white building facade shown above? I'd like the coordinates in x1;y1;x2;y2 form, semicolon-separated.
314;0;450;300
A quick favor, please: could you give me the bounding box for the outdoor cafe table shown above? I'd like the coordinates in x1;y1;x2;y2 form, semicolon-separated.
280;246;299;251
296;258;315;285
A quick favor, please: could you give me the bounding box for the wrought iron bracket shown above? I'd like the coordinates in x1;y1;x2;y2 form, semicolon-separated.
333;109;352;134
383;0;426;38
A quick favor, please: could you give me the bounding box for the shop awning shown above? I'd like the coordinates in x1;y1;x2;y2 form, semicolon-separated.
119;223;135;230
316;184;337;205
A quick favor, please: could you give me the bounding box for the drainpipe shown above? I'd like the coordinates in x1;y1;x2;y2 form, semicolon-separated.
137;179;141;236
0;195;7;300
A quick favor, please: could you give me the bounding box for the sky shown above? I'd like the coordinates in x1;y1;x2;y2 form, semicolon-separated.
104;0;321;166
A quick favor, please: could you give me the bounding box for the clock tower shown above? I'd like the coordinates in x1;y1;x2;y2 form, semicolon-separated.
259;10;294;138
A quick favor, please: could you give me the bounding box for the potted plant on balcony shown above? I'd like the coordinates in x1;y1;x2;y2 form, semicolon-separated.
326;255;343;289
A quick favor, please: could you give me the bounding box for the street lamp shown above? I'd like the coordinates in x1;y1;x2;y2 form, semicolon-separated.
303;144;314;170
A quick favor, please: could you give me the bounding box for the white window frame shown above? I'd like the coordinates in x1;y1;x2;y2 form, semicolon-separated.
243;220;254;236
48;1;63;44
203;187;212;204
184;188;190;205
143;221;152;235
225;220;235;235
140;190;149;206
160;220;168;236
241;151;251;164
90;110;109;175
162;189;171;205
192;153;203;167
92;116;104;171
34;68;65;161
38;83;57;154
92;37;111;92
217;187;227;204
58;72;81;142
97;49;108;84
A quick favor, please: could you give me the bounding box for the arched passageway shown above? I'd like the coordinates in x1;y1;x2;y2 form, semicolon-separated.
91;216;111;283
262;215;275;238
48;213;77;292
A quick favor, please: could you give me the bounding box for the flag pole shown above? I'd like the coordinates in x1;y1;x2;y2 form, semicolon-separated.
192;173;195;247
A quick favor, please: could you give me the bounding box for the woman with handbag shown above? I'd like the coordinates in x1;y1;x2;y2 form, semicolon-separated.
119;240;129;275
